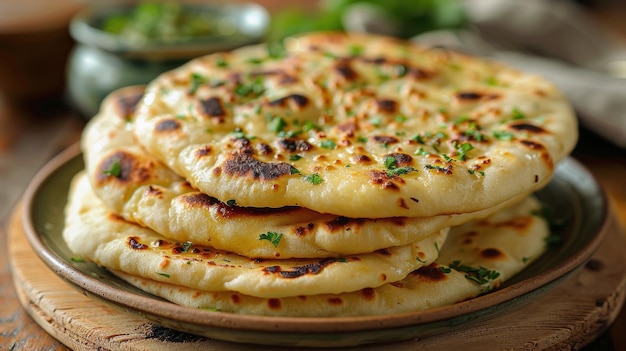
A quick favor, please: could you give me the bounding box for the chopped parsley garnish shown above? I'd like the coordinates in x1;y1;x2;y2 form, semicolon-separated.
439;266;452;274
384;155;416;177
303;173;323;185
320;140;336;149
468;169;485;176
411;134;426;145
357;136;368;143
269;116;287;133
290;166;301;175
215;57;228;67
157;272;171;278
395;114;407;123
70;256;85;263
302;120;323;132
180;241;193;253
234;76;265;98
464;128;487;142
231;128;255;140
493;130;514;141
259;231;283;248
246;57;264;65
189;73;207;94
453;116;470;125
449;261;500;285
416;147;429;156
453;141;474;161
103;161;122;177
226;199;237;206
289;155;302;161
424;164;452;174
267;40;286;59
369;117;382;127
349;44;364;56
532;204;569;247
512;107;526;120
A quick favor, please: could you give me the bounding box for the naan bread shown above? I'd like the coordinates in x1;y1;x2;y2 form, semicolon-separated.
133;31;577;218
63;172;447;298
110;195;549;317
82;86;526;258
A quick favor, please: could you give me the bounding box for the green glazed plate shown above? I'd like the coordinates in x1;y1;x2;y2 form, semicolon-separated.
22;144;608;348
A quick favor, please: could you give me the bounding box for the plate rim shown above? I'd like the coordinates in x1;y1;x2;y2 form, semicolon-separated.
20;143;610;334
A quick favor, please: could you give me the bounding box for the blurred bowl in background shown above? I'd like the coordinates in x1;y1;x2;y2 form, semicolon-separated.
0;0;83;107
66;0;269;118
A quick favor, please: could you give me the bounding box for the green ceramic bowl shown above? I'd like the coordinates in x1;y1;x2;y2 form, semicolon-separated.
66;0;269;118
22;144;608;348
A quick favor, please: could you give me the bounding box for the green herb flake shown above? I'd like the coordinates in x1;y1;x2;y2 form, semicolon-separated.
259;231;283;248
302;120;323;132
439;266;452;274
267;40;286;59
234;76;265;98
454;142;474;161
289;155;302;161
303;173;323;185
269;116;287;133
384;155;416;177
189;73;207;94
246;57;264;65
369;117;382;127
70;256;85;263
449;261;500;285
349;44;364;56
215;57;229;68
512;107;526;120
226;199;237;206
181;241;193;253
320;140;336;149
493;130;514;141
395;114;407;123
103;161;122;178
157;272;171;278
484;76;499;86
416;147;429;156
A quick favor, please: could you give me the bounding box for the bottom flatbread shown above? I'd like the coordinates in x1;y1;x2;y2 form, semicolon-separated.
111;196;550;317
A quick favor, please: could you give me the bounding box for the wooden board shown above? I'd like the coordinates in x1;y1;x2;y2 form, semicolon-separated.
8;204;626;351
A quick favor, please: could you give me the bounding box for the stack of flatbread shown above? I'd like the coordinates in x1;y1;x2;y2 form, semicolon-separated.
63;32;578;317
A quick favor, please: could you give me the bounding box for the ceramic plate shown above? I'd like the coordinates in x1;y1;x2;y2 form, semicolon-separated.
22;144;608;348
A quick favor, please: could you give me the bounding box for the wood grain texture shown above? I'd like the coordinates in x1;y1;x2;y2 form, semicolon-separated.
7;202;626;351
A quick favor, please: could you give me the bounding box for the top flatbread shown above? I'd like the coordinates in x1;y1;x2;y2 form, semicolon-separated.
132;31;577;218
82;86;526;258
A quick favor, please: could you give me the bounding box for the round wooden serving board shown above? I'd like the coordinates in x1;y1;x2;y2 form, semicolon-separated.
8;204;626;351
